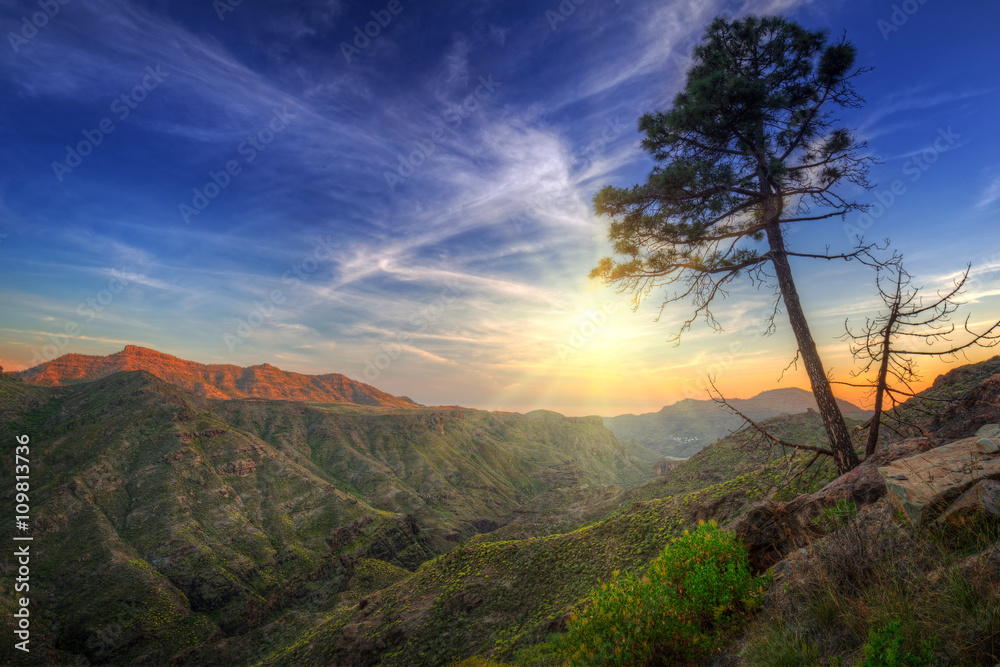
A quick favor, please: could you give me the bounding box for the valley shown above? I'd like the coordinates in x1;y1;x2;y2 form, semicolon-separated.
1;349;998;665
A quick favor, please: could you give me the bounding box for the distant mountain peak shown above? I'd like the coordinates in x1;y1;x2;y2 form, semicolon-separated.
605;387;872;458
15;346;419;408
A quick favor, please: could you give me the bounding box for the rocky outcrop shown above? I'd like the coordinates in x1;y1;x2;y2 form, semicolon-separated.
14;345;420;407
932;479;1000;530
879;424;1000;525
926;358;1000;438
732;437;935;571
653;459;685;475
219;459;257;477
733;424;1000;572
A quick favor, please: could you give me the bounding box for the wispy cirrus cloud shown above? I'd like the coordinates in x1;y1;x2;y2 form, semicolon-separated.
977;172;1000;210
2;0;998;414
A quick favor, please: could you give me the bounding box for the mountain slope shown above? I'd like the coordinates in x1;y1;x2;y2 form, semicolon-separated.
4;355;996;665
0;371;402;665
871;353;1000;440
264;360;1000;667
0;371;652;665
245;417;827;667
604;387;872;458
14;345;418;407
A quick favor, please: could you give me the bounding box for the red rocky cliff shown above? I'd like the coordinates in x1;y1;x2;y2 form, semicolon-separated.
16;345;419;408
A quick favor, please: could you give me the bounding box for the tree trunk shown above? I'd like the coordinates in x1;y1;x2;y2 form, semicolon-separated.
866;306;898;457
765;221;860;474
866;277;902;457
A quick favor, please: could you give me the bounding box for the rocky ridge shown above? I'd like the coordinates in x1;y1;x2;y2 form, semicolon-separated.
14;345;418;407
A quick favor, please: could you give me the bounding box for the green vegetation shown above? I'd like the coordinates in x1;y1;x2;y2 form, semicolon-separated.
349;558;411;596
860;622;938;667
813;499;858;533
559;521;766;666
3;354;998;665
0;370;656;665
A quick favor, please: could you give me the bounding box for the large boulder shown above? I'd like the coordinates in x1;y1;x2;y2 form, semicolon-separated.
879;424;1000;525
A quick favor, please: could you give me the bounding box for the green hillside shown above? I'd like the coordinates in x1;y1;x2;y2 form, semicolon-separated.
4;356;997;665
248;414;834;666
0;371;654;665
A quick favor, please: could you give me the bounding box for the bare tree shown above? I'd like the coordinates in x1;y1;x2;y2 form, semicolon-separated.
840;263;1000;456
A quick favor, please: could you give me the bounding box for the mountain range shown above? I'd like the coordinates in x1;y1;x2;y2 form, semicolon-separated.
0;350;659;665
14;345;418;407
604;387;874;458
4;346;991;665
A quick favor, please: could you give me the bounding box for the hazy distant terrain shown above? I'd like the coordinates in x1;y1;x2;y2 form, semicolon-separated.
604;387;873;458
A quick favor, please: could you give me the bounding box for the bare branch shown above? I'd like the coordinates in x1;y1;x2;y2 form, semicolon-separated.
707;381;835;456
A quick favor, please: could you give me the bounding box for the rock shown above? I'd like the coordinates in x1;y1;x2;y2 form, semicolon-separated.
334;622;359;650
653;459;684;475
732;437;934;572
931;479;1000;531
729;495;819;572
219;459;257;477
823;437;936;505
443;589;482;613
957;546;1000;598
978;438;1000;453
879;427;1000;525
978;423;1000;439
427;414;445;434
12;345;420;407
931;374;1000;439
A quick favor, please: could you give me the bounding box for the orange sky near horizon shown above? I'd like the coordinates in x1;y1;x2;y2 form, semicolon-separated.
5;309;994;418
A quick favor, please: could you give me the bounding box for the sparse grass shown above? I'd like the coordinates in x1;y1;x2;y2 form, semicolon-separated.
740;499;1000;666
742;624;823;666
450;658;517;666
813;499;858;533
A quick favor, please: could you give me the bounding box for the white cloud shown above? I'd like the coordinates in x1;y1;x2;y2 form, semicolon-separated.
977;173;1000;209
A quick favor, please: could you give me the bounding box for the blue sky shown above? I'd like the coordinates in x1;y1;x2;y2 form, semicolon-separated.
1;0;999;415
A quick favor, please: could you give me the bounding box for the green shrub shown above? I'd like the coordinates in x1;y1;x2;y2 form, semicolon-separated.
561;521;766;665
860;622;938;667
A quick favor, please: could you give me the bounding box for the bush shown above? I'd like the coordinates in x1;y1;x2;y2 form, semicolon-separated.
860;622;938;667
561;521;766;666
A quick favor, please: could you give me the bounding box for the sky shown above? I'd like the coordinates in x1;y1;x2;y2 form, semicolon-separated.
1;0;999;416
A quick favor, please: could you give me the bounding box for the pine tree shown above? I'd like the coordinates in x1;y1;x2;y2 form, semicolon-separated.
591;15;874;474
